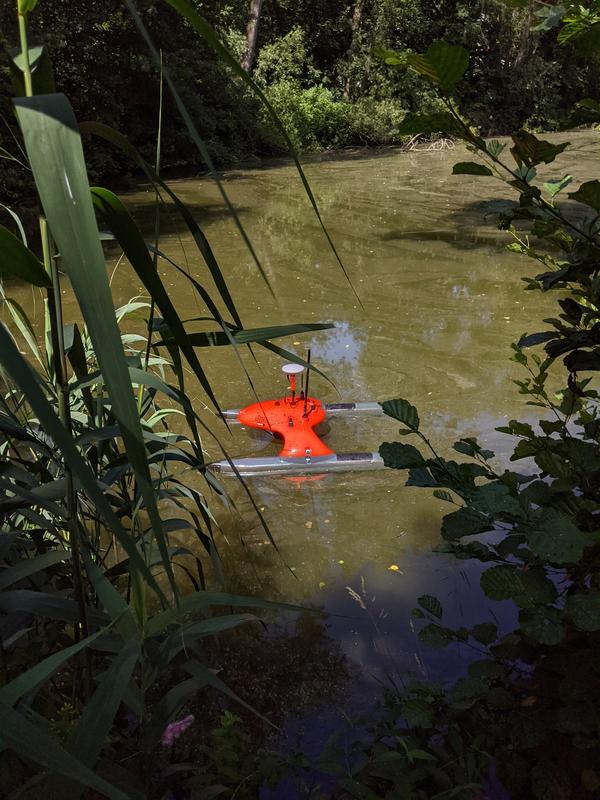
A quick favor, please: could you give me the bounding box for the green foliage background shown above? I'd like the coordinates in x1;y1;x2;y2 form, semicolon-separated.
1;0;597;203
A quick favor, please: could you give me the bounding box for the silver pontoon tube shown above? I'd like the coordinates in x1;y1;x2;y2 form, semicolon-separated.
207;451;385;477
222;401;382;422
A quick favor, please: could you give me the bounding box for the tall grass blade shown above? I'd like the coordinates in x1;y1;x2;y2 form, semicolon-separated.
66;642;140;776
0;700;129;800
14;93;177;601
125;0;276;297
91;186;224;417
0;224;50;285
0;626;106;706
0;549;71;591
161;0;360;304
0;323;166;602
80;122;243;328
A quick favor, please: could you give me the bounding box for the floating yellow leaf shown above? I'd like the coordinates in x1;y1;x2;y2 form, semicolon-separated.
388;564;401;572
338;559;344;565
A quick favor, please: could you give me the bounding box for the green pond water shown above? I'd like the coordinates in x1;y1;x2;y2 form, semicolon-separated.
8;131;599;691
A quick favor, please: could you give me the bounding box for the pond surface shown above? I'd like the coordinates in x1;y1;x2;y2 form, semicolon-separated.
7;131;600;766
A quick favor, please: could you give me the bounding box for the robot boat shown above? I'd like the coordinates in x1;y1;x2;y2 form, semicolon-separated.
208;360;387;478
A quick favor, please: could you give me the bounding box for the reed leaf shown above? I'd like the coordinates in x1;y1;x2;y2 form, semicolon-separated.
0;549;71;592
125;0;275;297
161;0;360;303
0;323;166;602
80;122;243;328
156;322;334;348
0;224;50;286
90;186;223;418
0;700;129;800
13;93;176;602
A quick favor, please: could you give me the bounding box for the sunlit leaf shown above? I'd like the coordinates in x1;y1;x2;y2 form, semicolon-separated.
406;41;469;91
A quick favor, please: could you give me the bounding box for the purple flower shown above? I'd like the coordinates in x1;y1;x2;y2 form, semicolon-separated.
161;714;195;746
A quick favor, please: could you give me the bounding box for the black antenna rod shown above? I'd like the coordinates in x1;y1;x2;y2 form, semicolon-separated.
303;348;311;417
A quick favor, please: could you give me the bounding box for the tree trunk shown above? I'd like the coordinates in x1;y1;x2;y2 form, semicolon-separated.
241;0;263;73
343;0;365;99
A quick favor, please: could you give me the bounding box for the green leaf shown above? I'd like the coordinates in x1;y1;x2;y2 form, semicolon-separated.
441;507;490;540
566;591;600;631
14;93;176;601
0;549;71;591
452;162;493;176
396;111;460;136
380;399;419;430
471;482;523;518
406;41;469;90
0;224;51;286
468;659;505;680
0;700;128;800
17;0;39;14
543;175;573;197
471;622;498;645
525;510;586;564
373;46;406;65
90;186;223;418
401;698;435;728
379;441;425;469
480;565;525;600
568;180;600;215
418;594;443;619
519;606;564;645
486;140;506;157
157;322;334;348
510;130;570;168
419;623;454;648
0;330;151;576
67;641;140;773
10;44;56;97
0;628;106;707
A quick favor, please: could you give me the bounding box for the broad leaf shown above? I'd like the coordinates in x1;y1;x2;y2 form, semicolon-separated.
568;180;600;215
543;175;572;197
380;399;419;430
401;698;435;728
418;594;443;619
396;111;460;136
452;162;493;177
510;130;569;168
471;622;498;645
419;623;454;648
441;507;490;540
524;510;586;564
519;606;564;645
480;565;525;600
379;442;425;469
566;591;600;631
406;41;469;90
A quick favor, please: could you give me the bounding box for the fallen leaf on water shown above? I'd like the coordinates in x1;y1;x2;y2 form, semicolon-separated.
319;581;326;589
305;521;313;529
388;564;403;572
338;560;345;565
